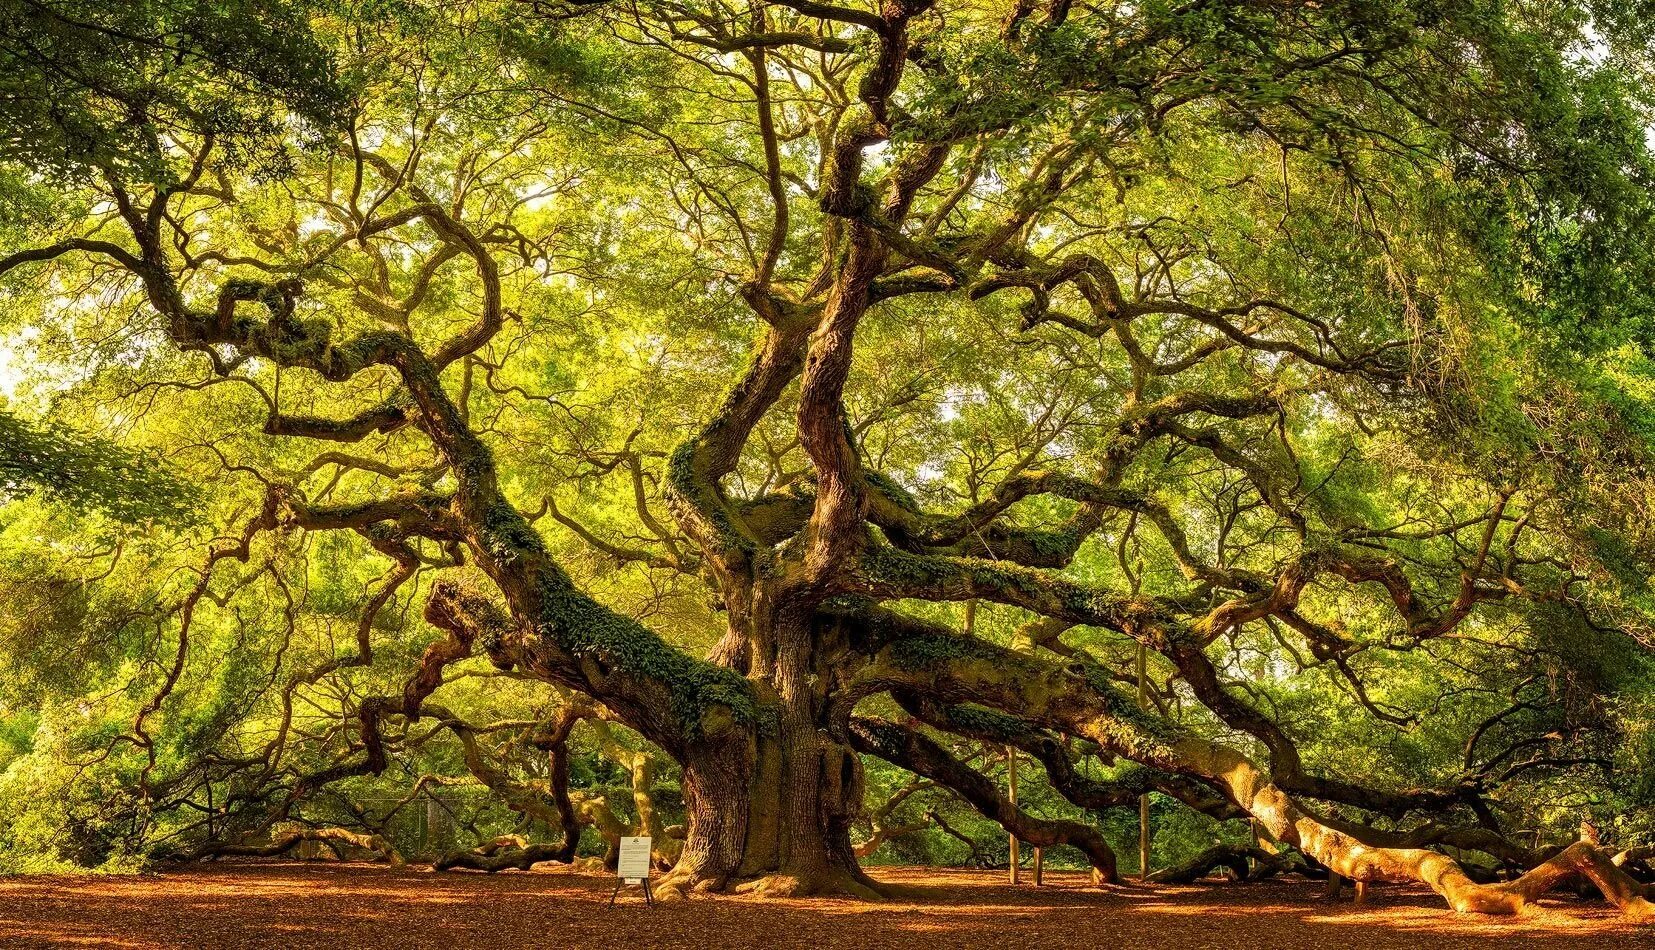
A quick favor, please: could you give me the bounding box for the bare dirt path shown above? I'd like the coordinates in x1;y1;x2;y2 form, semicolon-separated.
0;862;1647;949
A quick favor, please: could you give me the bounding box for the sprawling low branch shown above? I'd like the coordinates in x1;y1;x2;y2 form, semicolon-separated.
199;826;403;865
846;609;1655;916
848;716;1118;880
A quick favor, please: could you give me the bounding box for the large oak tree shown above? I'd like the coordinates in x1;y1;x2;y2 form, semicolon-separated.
3;0;1655;918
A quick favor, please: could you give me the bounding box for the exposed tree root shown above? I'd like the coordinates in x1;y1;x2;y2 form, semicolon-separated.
734;869;890;900
652;866;891;902
650;870;714;902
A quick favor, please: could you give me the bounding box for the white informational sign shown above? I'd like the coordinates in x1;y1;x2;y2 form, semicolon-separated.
617;836;652;884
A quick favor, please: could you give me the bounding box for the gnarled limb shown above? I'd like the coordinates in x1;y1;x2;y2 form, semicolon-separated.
855;550;1479;816
1149;844;1272;884
892;692;1240;820
436;841;572;873
200;827;403;865
849;716;1118;880
851;612;1655;917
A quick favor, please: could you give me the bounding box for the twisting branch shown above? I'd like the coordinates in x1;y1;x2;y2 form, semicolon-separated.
849;716;1119;880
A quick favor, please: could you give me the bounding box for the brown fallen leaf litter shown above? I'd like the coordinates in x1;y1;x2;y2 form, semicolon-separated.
0;861;1648;949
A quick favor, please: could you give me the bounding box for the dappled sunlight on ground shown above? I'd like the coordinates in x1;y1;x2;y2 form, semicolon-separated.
0;862;1648;949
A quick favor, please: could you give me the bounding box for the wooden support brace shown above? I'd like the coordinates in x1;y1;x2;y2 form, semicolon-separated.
1007;744;1020;885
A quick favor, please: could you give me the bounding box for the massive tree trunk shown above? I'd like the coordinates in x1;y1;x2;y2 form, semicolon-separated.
732;716;872;896
661;732;754;893
668;599;878;898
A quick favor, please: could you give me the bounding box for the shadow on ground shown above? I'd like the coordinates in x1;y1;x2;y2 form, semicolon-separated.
0;862;1647;949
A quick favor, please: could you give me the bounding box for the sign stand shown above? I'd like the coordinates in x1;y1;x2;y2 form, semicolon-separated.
609;836;655;907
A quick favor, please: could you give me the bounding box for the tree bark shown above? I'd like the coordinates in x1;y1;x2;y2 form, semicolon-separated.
853;612;1655;917
204;827;403;865
663;604;879;898
849;717;1118;880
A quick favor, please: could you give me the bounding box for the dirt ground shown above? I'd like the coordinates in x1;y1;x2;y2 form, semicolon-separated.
0;861;1649;949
